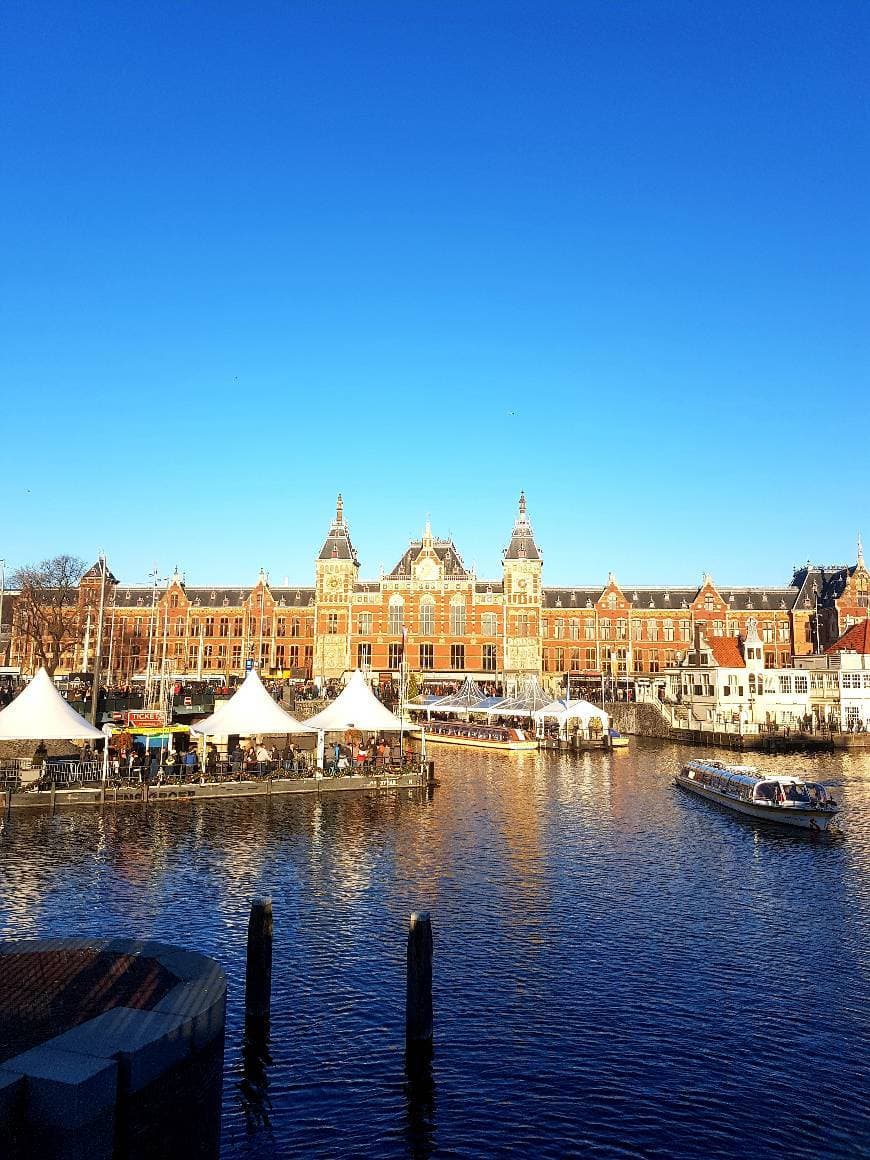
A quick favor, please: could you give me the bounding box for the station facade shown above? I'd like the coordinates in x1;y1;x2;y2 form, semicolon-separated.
5;495;870;693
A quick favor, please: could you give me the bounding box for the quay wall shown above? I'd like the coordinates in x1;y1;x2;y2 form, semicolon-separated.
0;939;226;1160
605;702;672;739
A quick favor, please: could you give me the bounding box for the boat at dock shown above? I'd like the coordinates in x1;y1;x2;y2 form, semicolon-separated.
420;720;538;751
674;759;839;831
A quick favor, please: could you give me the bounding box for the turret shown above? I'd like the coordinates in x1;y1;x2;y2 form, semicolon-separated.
502;492;543;686
314;495;359;681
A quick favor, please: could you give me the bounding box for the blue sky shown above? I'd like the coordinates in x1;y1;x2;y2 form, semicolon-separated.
1;2;867;588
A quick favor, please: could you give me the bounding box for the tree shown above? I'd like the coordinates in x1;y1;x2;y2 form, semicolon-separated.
406;670;421;701
11;555;86;675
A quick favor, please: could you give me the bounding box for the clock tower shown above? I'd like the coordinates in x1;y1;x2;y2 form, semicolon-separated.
502;491;543;687
314;494;359;682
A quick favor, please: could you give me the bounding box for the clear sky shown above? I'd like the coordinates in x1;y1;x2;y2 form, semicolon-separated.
2;1;867;589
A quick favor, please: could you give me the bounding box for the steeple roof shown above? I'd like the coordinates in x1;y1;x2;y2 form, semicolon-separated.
503;491;541;562
317;494;359;565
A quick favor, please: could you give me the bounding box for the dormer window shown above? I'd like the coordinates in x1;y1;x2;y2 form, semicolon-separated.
704;595;714;612
607;593;617;609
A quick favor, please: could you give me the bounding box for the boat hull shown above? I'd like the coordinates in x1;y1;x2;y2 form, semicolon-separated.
675;775;838;831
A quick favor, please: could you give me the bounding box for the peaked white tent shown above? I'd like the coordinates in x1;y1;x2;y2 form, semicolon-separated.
532;699;610;738
190;669;309;738
303;670;420;734
0;668;103;741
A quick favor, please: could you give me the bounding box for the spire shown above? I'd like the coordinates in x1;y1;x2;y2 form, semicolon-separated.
858;532;865;569
422;515;433;546
318;496;359;565
504;491;541;562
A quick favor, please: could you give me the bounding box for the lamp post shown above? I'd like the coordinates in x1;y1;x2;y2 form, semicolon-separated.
90;555;108;724
0;558;5;668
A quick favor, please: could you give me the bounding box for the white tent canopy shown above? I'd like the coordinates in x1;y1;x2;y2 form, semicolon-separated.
304;671;420;733
532;699;611;729
0;668;104;741
190;669;309;737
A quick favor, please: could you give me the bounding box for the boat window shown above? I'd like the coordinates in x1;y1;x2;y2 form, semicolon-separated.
782;783;810;802
755;782;777;802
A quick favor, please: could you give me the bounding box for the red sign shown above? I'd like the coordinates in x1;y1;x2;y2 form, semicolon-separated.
126;710;166;729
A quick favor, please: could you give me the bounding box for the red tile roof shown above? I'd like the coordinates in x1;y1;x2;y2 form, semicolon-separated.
826;618;870;655
707;636;745;668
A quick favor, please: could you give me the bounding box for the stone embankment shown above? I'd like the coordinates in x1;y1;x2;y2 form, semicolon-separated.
0;939;226;1160
605;702;673;739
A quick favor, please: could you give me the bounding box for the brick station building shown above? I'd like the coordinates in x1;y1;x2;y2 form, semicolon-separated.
4;496;870;694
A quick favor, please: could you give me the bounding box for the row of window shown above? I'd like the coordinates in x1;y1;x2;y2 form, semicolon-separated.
123;616;310;638
355;643;498;671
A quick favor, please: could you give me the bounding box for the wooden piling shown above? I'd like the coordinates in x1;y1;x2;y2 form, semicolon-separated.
245;895;273;1025
406;911;433;1044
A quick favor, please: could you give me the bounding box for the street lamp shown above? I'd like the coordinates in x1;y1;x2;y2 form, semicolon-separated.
0;559;5;668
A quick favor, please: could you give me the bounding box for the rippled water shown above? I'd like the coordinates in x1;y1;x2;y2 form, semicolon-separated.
1;742;868;1159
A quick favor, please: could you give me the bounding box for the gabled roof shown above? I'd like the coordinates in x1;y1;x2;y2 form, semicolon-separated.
707;636;745;668
503;492;541;562
81;560;118;584
791;565;850;609
388;538;469;579
317;494;359;565
825;619;870;655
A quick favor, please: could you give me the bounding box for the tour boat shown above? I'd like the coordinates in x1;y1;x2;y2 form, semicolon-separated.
421;720;538;751
608;729;630;749
675;760;840;831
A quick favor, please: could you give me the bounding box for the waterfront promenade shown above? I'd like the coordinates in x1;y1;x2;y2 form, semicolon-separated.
0;741;866;1159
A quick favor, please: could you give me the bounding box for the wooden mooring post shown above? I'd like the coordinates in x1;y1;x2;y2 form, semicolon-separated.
406;911;433;1045
245;895;273;1029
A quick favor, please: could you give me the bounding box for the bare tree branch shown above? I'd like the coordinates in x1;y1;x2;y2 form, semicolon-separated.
11;555;86;675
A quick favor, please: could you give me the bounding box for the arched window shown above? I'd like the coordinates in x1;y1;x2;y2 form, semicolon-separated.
388;596;404;635
420;596;435;636
450;597;466;636
481;612;497;637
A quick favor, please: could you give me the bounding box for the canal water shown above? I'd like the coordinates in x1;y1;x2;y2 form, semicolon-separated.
1;741;867;1159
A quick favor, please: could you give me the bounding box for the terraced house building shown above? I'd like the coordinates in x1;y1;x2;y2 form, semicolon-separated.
5;496;869;694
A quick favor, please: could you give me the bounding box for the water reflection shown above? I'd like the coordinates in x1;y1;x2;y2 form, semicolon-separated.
0;744;867;1159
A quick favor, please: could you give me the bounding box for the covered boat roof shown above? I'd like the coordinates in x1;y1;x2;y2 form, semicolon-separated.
429;677;487;712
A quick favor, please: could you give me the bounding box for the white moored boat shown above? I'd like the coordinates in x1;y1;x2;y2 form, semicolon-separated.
675;760;840;831
420;720;538;751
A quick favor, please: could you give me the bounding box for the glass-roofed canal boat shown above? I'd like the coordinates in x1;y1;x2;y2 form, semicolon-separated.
675;759;840;831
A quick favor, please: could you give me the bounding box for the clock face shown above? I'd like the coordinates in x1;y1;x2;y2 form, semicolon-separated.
327;576;341;590
517;578;527;590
